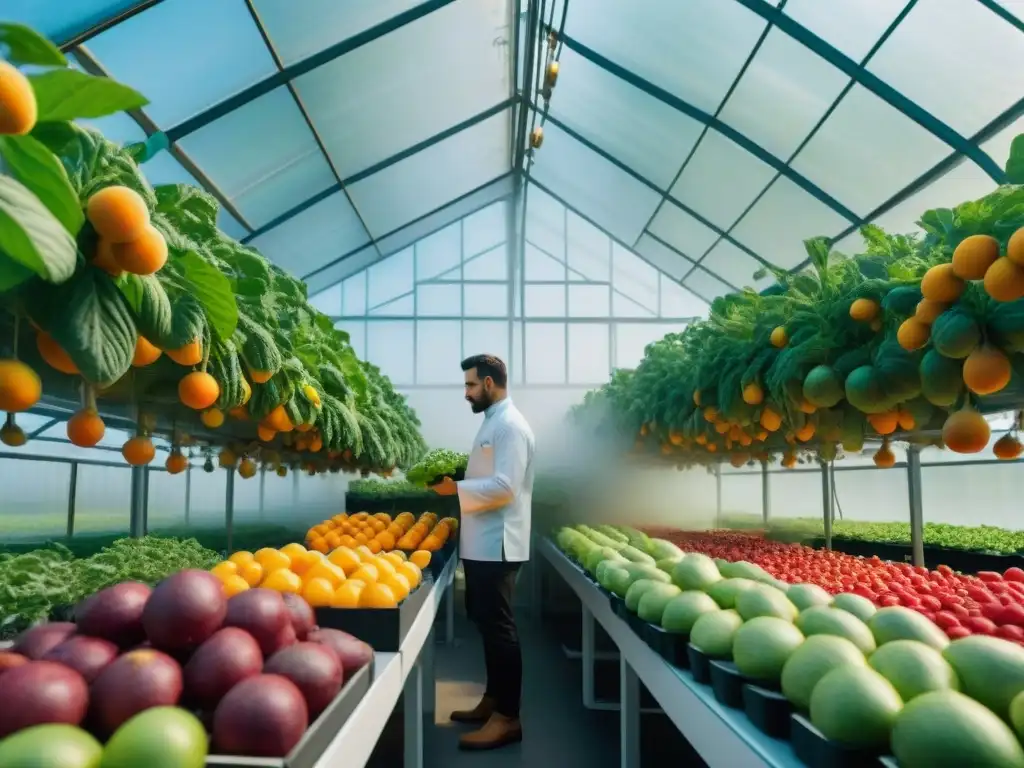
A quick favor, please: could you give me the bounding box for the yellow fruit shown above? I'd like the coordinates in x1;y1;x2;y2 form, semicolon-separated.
290;550;321;576
305;561;346;588
302;577;335;607
350;564;379;584
200;408;225;429
228;550;255;566
0;61;38;135
372;557;396;578
359;582;398;609
332;581;365;608
952;234;1000;280
0;359;41;413
254;548;291;573
279;543;307;560
210;561;238;581
132;336;162;367
355;545;374;562
87;186;150;243
239;561;263;587
381;552;405;568
222;575;250;598
261;568;303;593
112;224;167;275
410;550;431;569
397;561;422;588
380;573;411;602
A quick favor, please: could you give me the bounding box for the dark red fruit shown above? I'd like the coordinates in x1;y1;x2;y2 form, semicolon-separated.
183;627;263;710
13;622;76;659
223;589;290;657
270;620;298;655
42;635;118;682
75;581;151;648
0;660;89;737
88;648;183;736
307;628;373;674
264;642;343;718
0;651;29;675
212;674;308;757
281;593;315;640
142;570;227;652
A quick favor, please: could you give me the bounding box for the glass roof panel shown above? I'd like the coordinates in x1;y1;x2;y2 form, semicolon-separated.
78;111;145;146
141;152;198;187
699;240;772;291
783;0;908;61
252;0;425;66
716;28;849;160
660;277;710;318
347;110;511;237
789;84;949;217
633;234;695;282
176;87;337;228
669;130;777;230
248;192;370;277
563;0;770;114
683;266;735;300
993;0;1024;22
295;0;511;179
218;211;249;241
525;185;564;260
867;0;1024;137
86;0;278;127
546;45;705;190
305;245;379;296
528;121;661;244
730;176;850;270
8;1;138;45
646;202;720;261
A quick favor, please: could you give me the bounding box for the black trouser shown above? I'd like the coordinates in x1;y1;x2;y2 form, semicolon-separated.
462;558;523;718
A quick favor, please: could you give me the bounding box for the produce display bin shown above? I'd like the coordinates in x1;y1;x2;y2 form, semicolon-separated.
686;643;711;684
313;571;434;652
344;493;460;515
742;683;793;739
708;660;745;709
398;539;456;578
790;713;890;768
205;661;372;768
643;624;689;668
805;536;1024;575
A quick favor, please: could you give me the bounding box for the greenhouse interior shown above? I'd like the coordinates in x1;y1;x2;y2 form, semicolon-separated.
3;0;1024;766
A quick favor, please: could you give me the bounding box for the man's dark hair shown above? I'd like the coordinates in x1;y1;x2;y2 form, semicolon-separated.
461;354;508;388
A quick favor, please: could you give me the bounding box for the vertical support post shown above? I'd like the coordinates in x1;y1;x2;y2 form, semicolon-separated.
906;445;925;567
761;460;770;524
129;465;147;538
184;462;192;526
821;461;834;551
422;626;436;717
258;465;266;521
714;465;722;527
581;605;596;708
65;462;78;538
620;657;641;768
445;577;455;645
225;469;236;555
403;661;423;768
292;471;299;507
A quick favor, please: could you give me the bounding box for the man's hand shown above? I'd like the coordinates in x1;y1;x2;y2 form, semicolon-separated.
432;476;458;496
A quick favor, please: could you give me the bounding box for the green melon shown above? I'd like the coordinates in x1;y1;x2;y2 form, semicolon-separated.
733;616;805;685
0;724;102;768
869;639;959;702
661;591;720;634
893;690;1024;768
931;310;981;360
637;583;682;624
845;366;890;414
831;592;877;622
736;584;798;622
671;554;721;591
875;340;922;401
796;606;876;653
706;578;758;609
868;606;950;651
803;366;844;408
781;634;867;710
625;579;662;613
810;666;903;749
882;286;924;316
786;583;833;612
920;349;964;407
943;635;1024;720
690;609;743;659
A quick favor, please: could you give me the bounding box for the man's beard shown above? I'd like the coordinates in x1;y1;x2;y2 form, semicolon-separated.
467;393;492;413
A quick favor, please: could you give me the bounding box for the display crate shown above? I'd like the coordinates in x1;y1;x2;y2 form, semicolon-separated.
644;624;689;668
343;493;459;515
708;660;745;709
313;573;434;652
790;713;892;768
805;537;1024;574
205;661;372;768
686;643;711;684
742;683;793;739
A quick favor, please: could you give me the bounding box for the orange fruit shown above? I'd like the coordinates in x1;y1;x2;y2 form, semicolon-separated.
210;561;238;581
332;514;349;524
228;550;255;566
305;561;346;588
132;336;162;367
222;575;250;598
280;543;307;560
328;547;362;575
381;552;404;568
372;557;396;578
302;577;335;607
354;532;368;545
86;185;149;243
113;224;168;275
410;550;431;569
354;545;374;561
339;535;357;548
367;539;383;554
67;407;105;448
375;531;396;551
332;581;365;608
309;537;329;554
350;564;379;584
254;548;291;573
359;582;398;609
239;561;264;587
0;359;41;413
380;573;411;602
397;561;422;588
122;436;155;466
370;519;386;534
261;568;302;593
166;338;203;367
325;532;342;549
421;535;442;552
0;61;37;136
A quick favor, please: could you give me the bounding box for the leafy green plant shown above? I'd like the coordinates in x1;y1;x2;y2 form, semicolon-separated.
405;448;468;486
347;478;433;499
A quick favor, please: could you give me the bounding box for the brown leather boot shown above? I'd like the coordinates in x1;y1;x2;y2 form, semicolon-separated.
449;695;495;724
458;712;523;751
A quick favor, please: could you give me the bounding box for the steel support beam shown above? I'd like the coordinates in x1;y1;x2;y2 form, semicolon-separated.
129;465;147;538
761;460;770;524
66;462;78;538
821;461;834;551
225;470;236;555
906;445;926;567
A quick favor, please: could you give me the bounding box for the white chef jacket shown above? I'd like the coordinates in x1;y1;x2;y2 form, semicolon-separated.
456;397;535;562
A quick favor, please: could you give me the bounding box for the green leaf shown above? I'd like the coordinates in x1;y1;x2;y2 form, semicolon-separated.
0;175;77;283
175;249;238;340
47;267;136;385
1007;134;1024;185
136;274;173;345
0;135;84;235
116;272;144;313
168;293;205;349
0;23;66;67
0;254;33;292
29;69;148;122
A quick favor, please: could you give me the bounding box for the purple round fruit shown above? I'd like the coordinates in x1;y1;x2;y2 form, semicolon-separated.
142;570;226;652
89;648;183;736
264;642;343;718
43;635;118;682
0;661;89;737
307;628;373;675
13;623;76;660
281;593;315;641
212;674;308;757
183;627;263;710
75;581;151;648
223;589;290;657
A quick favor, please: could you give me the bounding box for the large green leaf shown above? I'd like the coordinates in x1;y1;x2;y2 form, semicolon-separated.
47;267;136;385
0;23;65;66
154;184;219;236
0;134;84;235
175;249;238;340
1007;135;1024;186
0;175;77;284
30;69;148;122
119;273;172;346
168;293;206;349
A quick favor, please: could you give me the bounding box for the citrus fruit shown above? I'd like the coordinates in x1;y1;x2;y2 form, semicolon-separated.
328;547;362;575
372;557;396;577
397;561;422;588
210;561;238;581
332;581;365;608
280;543;307;560
302;577;335;608
350;564;379;584
239;561;263;587
410;550;431;569
381;573;411;601
254;548;291;573
359;582;398;609
305;561;346;588
261;568;302;594
222;575;250;598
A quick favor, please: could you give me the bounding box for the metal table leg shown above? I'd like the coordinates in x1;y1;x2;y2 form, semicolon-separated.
422;627;436;717
620;657;641;768
403;660;423;768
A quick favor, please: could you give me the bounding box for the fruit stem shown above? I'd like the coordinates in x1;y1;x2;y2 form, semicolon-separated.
83;382;97;412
